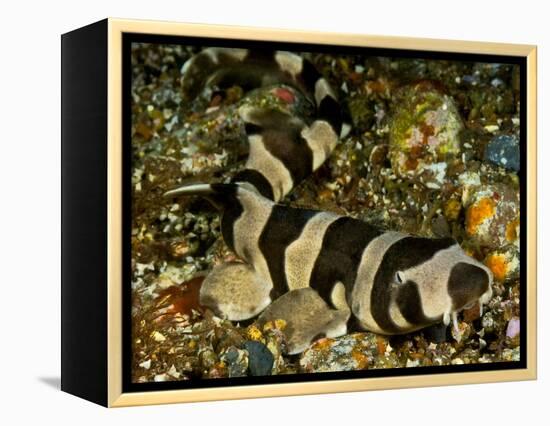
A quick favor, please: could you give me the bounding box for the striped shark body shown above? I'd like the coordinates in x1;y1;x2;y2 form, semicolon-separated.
180;47;345;202
165;183;493;355
166;48;493;354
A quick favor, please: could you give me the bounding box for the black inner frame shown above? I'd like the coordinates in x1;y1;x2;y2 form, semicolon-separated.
122;32;528;394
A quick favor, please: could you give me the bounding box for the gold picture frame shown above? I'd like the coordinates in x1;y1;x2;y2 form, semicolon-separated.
61;17;537;407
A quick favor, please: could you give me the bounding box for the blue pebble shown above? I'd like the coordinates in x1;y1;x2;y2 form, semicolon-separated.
462;74;480;85
244;340;274;376
491;78;504;88
484;134;520;172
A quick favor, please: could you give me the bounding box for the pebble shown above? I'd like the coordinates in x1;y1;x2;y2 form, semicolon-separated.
463;303;482;322
199;348;218;370
484;134;520;171
463;183;520;250
451;322;472;344
151;331;166;342
299;333;383;373
388;83;463;188
207;362;227;379
481;310;507;337
154;374;168;382
502;347;520;362
485;245;520;283
220;346;248;378
139;359;152;370
506;317;520;339
455;348;481;364
244;340;274;376
262;322;288;373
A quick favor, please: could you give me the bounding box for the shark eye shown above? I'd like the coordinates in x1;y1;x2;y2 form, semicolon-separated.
394;271;405;284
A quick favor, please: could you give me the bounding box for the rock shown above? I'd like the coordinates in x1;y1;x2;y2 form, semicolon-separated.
451;321;472;344
481;309;507;338
139;359;152;370
484;134;520;172
481;311;496;334
463;183;520;250
207;362;227;379
261;321;288;374
406;358;421;367
219;346;248;378
244;341;274;376
502;347;520;362
299;333;384;373
506;317;520;339
215;327;245;353
198;348;218;370
485;246;520;283
153;373;168;382
151;331;166;342
167;364;181;379
454;348;481;364
462;302;482;322
371;351;403;369
388;82;463;188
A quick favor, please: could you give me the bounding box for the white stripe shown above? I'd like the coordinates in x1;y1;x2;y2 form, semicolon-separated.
340;122;352;139
203;48;221;64
314;78;337;106
181;57;192;75
204;47;249;64
351;231;408;333
183;47;249;78
245;134;294;201
389;302;414;329
331;281;349;311
224;48;249;62
232;189;274;286
301;120;339;170
284;212;341;291
274;51;303;77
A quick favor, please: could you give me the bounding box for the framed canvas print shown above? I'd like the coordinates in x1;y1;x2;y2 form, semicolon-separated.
61;18;537;407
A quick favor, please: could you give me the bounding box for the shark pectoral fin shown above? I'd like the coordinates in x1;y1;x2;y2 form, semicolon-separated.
258;288;350;355
199;262;272;321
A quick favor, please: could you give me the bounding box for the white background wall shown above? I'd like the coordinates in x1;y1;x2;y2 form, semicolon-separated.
0;0;546;423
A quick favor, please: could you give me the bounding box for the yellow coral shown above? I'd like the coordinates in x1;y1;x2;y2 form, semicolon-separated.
485;253;508;282
466;197;496;236
262;319;287;332
246;325;263;341
444;198;462;221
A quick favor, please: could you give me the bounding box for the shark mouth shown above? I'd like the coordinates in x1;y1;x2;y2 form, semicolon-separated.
443;295;488;334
